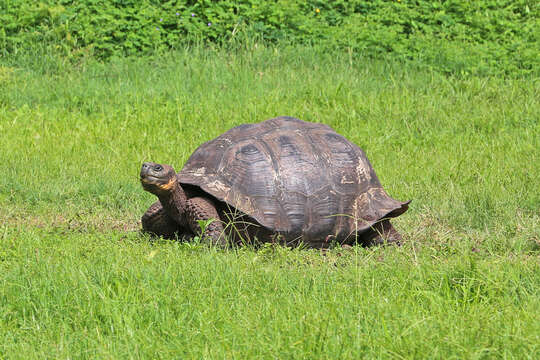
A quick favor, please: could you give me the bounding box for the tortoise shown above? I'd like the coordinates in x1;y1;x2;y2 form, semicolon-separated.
140;116;409;247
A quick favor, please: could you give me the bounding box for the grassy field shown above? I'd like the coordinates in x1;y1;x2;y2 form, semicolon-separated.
0;46;539;358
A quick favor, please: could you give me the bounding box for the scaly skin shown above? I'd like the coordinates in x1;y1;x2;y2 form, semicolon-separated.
140;162;227;246
142;197;225;245
141;201;181;239
185;197;226;246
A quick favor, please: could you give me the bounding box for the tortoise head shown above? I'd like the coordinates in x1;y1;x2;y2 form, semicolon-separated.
140;162;177;195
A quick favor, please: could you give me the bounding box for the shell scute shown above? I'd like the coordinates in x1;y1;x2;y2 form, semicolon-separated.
178;117;408;237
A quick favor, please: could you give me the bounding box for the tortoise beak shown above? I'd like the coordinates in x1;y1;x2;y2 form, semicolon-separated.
140;162;155;179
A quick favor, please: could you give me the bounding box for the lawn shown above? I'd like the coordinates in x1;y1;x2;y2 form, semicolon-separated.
0;46;539;358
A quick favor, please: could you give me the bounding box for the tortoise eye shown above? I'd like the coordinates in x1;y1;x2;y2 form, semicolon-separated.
154;165;163;172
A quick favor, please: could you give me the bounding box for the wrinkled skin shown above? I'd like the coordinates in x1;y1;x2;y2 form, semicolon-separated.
140;162;227;246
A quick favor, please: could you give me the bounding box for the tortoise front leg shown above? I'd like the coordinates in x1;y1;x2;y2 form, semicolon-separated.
185;197;227;247
141;201;185;239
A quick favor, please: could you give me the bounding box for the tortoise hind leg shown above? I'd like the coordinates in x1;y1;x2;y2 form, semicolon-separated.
362;220;403;246
141;201;182;239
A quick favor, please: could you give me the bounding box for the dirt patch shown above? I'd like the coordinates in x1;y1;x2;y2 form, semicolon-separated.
0;208;140;233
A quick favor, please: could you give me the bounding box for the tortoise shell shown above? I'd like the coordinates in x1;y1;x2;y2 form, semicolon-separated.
179;116;409;244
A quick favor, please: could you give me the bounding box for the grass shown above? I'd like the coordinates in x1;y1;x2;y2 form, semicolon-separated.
0;45;539;358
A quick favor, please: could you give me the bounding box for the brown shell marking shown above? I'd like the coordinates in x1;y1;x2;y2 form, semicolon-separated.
179;116;409;243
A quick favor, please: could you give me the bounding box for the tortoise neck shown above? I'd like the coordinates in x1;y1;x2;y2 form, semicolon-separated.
158;181;188;226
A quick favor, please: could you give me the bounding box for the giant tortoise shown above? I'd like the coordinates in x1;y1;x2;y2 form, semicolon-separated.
140;116;409;247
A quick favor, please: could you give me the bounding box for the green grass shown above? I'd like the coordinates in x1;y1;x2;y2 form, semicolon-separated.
0;45;539;358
